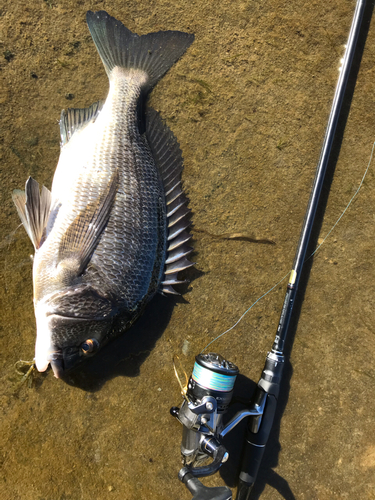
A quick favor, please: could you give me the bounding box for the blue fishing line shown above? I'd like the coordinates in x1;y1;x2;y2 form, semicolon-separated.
192;362;236;392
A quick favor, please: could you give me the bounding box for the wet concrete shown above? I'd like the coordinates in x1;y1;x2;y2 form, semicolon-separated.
1;1;375;499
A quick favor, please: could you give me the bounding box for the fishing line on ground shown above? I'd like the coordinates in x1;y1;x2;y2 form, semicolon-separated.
201;271;290;353
201;141;375;353
0;223;23;250
2;223;26;293
306;140;375;261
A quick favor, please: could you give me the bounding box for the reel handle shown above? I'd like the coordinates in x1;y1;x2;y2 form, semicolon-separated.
179;440;229;479
182;472;232;500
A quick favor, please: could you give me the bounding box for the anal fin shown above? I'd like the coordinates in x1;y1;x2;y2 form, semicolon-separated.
160;285;181;296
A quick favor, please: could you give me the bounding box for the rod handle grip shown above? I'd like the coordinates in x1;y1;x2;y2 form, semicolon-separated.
235;394;278;499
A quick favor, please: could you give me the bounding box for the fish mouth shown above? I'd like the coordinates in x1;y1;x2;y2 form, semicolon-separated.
43;349;82;379
35;308;108;378
35;350;64;378
35;309;96;378
50;354;64;379
45;349;82;379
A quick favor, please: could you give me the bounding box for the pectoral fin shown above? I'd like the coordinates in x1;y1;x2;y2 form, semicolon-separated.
12;177;52;250
58;169;118;277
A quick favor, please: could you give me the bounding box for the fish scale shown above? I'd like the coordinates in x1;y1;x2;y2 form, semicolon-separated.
59;75;162;299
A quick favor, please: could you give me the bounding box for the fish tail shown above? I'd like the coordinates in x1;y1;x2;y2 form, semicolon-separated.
86;11;194;92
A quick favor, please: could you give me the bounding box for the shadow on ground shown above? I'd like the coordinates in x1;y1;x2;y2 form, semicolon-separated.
60;265;204;392
62;293;180;391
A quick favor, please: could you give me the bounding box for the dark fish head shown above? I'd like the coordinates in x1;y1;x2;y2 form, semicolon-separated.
35;289;115;378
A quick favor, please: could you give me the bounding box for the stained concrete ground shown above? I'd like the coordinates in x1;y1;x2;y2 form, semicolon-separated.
1;1;375;499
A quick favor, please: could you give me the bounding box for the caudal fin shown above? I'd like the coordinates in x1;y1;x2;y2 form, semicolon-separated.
86;10;194;92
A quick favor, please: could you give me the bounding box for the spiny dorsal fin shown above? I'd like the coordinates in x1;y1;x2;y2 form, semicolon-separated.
146;107;184;192
12;177;52;250
145;108;194;295
57;169;118;279
60;100;104;146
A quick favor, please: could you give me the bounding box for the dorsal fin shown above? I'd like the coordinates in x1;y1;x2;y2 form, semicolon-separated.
12;177;52;250
145;108;194;295
146;108;184;191
60;100;104;146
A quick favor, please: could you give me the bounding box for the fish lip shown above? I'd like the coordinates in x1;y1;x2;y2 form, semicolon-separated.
50;357;64;379
49;349;82;378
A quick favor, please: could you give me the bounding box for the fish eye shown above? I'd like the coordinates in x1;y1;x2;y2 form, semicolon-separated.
81;338;99;355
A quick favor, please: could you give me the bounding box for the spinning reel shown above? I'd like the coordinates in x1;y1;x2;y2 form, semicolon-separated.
171;351;283;500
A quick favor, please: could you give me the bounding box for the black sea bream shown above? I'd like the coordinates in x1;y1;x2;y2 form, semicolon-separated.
12;11;194;378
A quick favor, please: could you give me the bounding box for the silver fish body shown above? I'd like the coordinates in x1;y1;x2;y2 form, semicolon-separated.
12;11;194;377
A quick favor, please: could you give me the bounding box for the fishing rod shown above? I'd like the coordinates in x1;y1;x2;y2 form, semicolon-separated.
170;1;366;499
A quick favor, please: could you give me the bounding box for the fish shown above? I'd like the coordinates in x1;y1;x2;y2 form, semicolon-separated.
12;11;194;378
